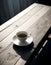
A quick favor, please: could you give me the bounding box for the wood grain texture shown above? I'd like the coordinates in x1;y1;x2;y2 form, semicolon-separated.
0;4;44;42
0;43;20;65
0;4;50;42
0;3;51;65
15;9;51;65
0;3;37;32
0;5;50;53
0;4;50;55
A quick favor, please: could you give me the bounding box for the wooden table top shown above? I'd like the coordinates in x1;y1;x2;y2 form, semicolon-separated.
0;3;51;65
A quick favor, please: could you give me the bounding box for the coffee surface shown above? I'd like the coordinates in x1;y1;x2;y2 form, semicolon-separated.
18;34;27;38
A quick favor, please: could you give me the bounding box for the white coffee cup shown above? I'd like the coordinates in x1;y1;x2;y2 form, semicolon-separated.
16;31;28;42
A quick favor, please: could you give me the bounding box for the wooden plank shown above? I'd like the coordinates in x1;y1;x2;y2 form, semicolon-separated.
13;24;51;65
0;3;38;32
26;12;51;48
0;6;50;54
0;42;34;65
15;12;51;65
0;25;18;42
0;5;51;65
0;4;45;42
15;4;44;26
0;43;21;65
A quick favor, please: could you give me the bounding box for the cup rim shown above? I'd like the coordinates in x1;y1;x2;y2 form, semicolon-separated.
16;31;28;39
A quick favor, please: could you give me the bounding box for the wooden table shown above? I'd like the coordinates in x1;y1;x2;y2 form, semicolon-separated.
0;3;51;65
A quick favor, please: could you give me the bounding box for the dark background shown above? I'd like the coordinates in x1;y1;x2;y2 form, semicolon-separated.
0;0;51;25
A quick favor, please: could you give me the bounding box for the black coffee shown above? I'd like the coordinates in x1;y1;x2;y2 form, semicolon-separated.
18;34;27;38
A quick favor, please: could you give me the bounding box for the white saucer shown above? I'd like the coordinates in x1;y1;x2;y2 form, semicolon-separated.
12;35;33;46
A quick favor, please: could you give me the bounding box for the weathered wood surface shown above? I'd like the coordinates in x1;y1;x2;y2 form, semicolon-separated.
0;3;51;65
15;9;51;65
0;3;44;42
0;3;37;32
0;5;50;53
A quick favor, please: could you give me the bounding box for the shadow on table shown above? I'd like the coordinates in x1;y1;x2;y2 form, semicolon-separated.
31;40;51;65
25;27;51;65
13;42;34;60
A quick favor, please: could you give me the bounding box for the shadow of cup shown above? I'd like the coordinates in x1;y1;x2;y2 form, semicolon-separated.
13;42;34;60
